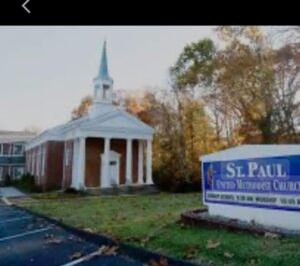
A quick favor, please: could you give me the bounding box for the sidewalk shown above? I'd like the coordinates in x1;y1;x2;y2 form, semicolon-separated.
0;187;27;198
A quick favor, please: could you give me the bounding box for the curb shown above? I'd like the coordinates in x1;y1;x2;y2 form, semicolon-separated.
13;204;202;266
181;209;300;238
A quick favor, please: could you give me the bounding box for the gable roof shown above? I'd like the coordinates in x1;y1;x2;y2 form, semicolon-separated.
26;106;154;150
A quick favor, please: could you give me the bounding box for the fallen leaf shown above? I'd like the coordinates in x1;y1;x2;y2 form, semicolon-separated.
69;252;83;260
98;245;119;256
264;232;280;239
147;257;169;266
46;238;62;244
207;239;221;249
83;228;94;233
183;246;198;260
224;251;234;259
249;258;260;265
43;233;54;239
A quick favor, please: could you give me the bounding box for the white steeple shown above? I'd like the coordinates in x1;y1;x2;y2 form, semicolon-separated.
93;41;114;103
89;41;115;117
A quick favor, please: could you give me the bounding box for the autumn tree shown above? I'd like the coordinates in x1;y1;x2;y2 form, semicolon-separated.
71;95;93;120
215;26;300;143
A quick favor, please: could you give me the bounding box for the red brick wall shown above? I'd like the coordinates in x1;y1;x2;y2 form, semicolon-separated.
26;137;140;190
27;141;64;191
132;140;138;184
85;138;103;187
45;141;64;191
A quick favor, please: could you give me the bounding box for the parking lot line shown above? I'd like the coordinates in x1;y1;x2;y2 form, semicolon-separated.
60;250;102;266
0;226;51;242
0;216;32;224
0;210;27;218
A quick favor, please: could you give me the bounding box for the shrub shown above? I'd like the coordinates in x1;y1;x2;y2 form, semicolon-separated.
64;187;80;194
12;173;42;193
3;174;12;186
153;166;201;193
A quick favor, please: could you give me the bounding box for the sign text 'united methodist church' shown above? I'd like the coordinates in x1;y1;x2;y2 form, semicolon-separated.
203;155;300;211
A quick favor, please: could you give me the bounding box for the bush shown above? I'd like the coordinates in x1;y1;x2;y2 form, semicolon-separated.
3;174;12;186
12;173;42;193
64;187;80;194
153;166;202;193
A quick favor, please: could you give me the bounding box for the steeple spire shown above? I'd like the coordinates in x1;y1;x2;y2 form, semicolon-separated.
91;40;114;111
99;40;109;79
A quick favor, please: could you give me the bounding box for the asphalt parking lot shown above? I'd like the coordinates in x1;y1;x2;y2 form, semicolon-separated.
0;201;146;266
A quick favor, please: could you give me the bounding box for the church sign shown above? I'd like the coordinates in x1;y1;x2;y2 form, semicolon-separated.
201;145;300;230
203;155;300;211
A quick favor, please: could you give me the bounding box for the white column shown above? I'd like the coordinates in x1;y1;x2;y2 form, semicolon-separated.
71;139;78;188
146;139;153;185
102;137;111;188
138;140;144;184
78;137;86;189
126;138;132;185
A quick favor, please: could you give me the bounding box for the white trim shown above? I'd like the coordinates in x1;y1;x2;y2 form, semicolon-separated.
71;139;80;189
25;108;154;151
138;140;144;184
126;138;132;185
146;139;153;184
77;137;86;189
101;138;111;188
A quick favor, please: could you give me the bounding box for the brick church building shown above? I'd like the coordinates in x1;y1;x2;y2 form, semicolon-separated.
25;42;154;191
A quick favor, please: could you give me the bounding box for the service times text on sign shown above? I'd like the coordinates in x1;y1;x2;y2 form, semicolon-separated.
203;155;300;211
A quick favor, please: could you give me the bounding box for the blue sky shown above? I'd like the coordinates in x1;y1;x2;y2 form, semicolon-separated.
0;26;215;131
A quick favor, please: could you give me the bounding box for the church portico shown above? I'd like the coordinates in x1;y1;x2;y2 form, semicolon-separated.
71;136;152;190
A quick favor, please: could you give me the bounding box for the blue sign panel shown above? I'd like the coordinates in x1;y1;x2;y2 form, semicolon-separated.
203;155;300;211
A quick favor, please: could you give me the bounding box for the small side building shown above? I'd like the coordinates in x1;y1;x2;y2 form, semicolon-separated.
25;42;154;191
0;131;35;183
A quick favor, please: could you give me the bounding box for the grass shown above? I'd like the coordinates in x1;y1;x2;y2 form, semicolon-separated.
19;193;300;266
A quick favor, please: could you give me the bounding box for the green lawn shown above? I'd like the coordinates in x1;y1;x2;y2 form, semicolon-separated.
20;193;300;266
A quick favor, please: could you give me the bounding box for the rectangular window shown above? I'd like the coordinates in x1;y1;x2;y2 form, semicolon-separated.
13;144;24;156
2;144;11;155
